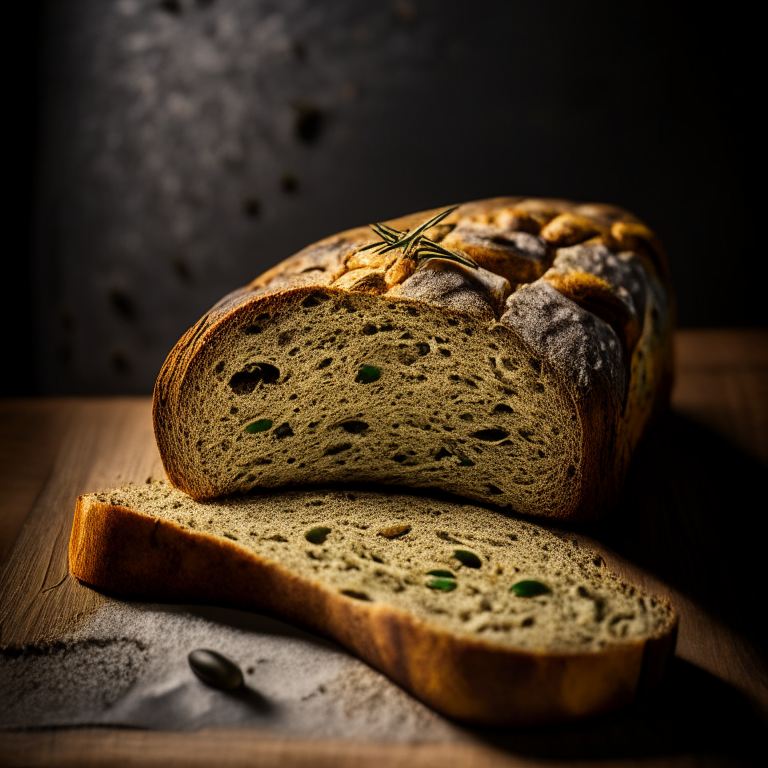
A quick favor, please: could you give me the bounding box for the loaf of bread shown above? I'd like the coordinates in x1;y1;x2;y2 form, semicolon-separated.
69;482;677;726
154;197;673;521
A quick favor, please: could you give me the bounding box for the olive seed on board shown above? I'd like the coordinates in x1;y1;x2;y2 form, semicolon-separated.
188;649;244;691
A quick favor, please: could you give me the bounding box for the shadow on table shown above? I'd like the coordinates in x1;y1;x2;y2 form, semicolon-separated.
184;602;342;653
597;411;768;680
468;656;763;761
464;411;768;762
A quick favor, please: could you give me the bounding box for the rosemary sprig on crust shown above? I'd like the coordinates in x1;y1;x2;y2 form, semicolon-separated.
359;207;478;271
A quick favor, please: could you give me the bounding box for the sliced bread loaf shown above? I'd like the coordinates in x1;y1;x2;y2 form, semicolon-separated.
69;482;677;726
153;197;674;521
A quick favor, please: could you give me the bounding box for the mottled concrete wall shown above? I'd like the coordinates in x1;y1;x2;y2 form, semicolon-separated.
31;1;746;394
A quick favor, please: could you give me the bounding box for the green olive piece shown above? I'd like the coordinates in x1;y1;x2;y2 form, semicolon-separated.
245;419;272;434
453;550;482;568
427;578;457;592
426;569;456;578
188;649;243;691
356;365;381;383
510;580;551;597
305;526;331;544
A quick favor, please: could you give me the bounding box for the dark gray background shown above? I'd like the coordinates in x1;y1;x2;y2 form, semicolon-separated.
9;1;752;396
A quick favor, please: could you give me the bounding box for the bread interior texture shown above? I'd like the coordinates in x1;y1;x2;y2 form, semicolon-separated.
93;482;674;654
160;289;583;515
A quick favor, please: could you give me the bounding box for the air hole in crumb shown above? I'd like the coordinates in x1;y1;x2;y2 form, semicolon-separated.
274;423;294;439
434;447;452;461
567;464;576;477
493;404;513;414
340;420;369;434
277;330;294;347
302;291;330;308
229;363;280;394
487;484;504;495
471;428;509;441
522;617;534;627
324;443;352;456
214;361;225;374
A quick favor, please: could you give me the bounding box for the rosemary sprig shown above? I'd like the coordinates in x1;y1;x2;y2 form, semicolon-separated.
358;206;479;271
378;206;458;256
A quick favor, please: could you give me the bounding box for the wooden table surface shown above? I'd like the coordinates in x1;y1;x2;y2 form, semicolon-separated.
1;329;767;767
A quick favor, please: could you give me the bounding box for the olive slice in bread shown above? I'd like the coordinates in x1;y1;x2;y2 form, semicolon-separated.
69;482;677;727
153;197;673;521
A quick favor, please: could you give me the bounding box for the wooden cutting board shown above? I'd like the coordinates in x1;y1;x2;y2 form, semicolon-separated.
1;329;767;767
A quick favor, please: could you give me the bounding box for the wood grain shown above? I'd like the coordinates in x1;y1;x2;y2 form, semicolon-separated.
0;399;73;563
1;330;767;767
0;728;678;768
0;398;165;646
584;328;768;713
673;328;768;462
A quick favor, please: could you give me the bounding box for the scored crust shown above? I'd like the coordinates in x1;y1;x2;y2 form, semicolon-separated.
154;197;674;519
69;484;677;726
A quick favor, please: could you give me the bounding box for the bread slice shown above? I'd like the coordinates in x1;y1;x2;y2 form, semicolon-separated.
69;482;677;727
153;197;673;521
